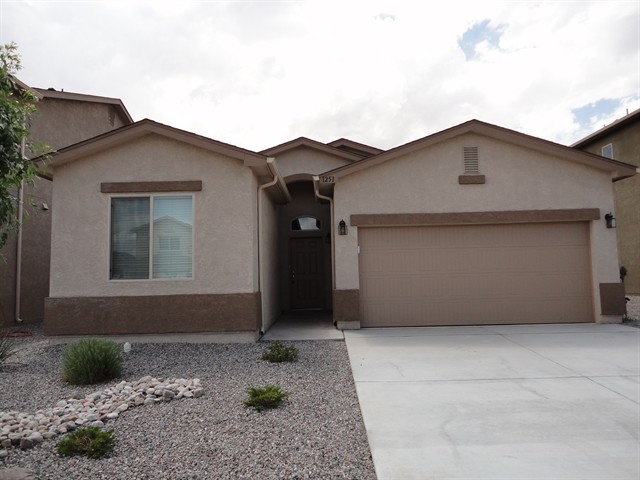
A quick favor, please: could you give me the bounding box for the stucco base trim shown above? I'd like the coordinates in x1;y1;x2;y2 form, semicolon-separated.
333;289;360;326
44;293;261;336
599;283;626;315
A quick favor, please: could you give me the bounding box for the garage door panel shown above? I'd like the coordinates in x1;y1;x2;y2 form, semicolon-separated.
359;223;593;326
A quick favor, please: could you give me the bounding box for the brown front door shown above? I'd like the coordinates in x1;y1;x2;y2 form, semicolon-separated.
290;237;324;309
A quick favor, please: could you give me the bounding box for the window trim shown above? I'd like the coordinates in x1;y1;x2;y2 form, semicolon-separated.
601;143;614;159
108;192;195;282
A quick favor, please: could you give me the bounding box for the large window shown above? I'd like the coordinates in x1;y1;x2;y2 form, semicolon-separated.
110;195;193;279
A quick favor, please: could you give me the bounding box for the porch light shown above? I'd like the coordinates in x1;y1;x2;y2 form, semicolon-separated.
605;212;616;229
338;220;347;235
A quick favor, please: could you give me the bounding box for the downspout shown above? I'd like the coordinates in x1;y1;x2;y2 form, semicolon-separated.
312;176;335;290
257;157;278;335
14;137;26;323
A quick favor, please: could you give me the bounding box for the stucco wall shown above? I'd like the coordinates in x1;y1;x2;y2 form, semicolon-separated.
49;134;257;298
259;187;280;331
577;123;639;293
333;132;620;322
275;146;352;179
29;98;129;154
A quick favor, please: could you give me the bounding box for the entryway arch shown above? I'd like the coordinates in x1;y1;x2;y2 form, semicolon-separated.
277;179;332;312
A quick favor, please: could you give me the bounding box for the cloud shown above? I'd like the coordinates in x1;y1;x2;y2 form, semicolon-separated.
1;0;638;150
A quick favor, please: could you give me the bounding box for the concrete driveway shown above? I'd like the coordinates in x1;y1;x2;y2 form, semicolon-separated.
344;324;640;480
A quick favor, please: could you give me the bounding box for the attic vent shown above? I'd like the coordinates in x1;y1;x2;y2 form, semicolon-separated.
601;143;613;159
463;146;479;174
108;107;115;127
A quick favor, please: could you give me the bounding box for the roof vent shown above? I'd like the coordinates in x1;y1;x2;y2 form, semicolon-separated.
463;146;479;174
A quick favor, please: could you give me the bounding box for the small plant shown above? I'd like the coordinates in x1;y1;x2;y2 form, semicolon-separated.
0;333;17;369
261;341;299;363
62;338;122;385
244;385;289;412
57;426;116;459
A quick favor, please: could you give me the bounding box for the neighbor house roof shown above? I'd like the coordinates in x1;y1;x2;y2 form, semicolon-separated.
33;87;134;124
325;119;637;182
260;136;363;162
571;107;640;148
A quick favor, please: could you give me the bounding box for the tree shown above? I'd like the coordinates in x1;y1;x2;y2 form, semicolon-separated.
0;42;39;251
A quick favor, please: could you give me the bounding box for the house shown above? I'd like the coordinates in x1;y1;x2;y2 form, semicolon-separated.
42;118;635;337
0;86;133;327
572;108;640;294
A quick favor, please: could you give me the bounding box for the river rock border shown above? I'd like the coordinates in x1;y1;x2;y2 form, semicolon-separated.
0;376;203;458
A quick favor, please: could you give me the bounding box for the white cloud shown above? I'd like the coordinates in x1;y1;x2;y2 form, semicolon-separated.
1;0;638;150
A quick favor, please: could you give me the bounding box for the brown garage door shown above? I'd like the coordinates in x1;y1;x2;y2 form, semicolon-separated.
359;222;593;327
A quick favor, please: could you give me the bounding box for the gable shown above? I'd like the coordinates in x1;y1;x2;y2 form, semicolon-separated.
328;120;637;182
274;145;357;180
334;131;618;216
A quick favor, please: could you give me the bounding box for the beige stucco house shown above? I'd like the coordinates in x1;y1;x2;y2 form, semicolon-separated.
43;118;635;337
0;85;132;327
573;108;640;294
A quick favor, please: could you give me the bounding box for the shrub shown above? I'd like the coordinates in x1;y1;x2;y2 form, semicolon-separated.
244;385;289;412
57;426;116;459
261;341;299;363
0;333;16;369
62;338;122;385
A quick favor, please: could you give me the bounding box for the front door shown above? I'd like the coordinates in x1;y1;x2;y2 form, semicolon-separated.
290;237;324;309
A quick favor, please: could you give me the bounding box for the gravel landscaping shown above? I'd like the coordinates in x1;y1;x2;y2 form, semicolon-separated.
0;330;376;479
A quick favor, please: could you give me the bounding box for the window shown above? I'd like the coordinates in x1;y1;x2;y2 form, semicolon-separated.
291;216;321;231
601;143;613;159
110;195;193;279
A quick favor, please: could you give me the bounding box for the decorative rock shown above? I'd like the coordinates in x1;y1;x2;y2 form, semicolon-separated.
0;449;7;458
28;432;43;444
19;437;34;450
163;390;175;402
0;376;204;457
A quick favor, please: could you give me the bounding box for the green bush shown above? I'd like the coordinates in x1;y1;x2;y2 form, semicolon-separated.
0;333;16;370
244;385;289;412
62;338;122;385
57;426;115;459
261;341;299;363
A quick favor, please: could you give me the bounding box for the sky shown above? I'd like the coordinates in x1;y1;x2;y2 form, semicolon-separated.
0;0;638;152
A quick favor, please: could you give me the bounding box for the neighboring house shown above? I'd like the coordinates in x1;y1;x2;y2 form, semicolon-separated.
42;118;635;337
572;108;640;294
0;85;132;327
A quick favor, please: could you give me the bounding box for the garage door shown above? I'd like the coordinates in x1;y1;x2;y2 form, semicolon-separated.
359;222;593;327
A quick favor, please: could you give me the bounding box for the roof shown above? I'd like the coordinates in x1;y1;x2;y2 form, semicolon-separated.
327;138;384;158
260;136;363;162
33;87;133;124
571;107;640;148
324;119;637;182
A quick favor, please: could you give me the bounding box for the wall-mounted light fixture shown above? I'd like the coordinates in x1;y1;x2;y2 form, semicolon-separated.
605;212;616;229
338;219;347;235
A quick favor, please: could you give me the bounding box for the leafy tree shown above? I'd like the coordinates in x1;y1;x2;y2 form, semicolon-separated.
0;42;39;251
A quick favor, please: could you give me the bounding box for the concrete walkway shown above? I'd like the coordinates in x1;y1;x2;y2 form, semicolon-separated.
261;311;344;341
345;323;640;480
